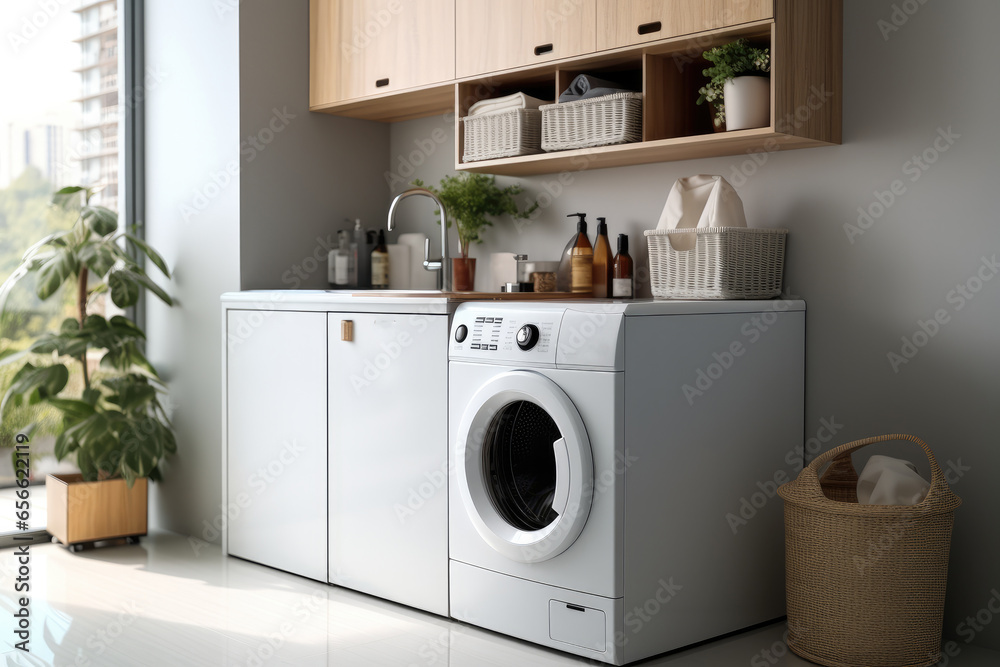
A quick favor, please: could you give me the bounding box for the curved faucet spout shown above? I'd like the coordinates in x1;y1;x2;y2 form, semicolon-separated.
386;188;451;291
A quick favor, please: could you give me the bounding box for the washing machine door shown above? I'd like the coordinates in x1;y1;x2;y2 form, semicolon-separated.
455;370;594;563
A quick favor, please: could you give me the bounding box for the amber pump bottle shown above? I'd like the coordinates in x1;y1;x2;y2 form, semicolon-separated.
592;217;613;298
557;213;593;293
371;229;389;289
612;233;634;299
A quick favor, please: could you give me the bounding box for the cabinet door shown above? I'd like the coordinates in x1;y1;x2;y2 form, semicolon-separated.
311;0;455;106
596;0;773;50
328;313;449;616
456;0;597;78
226;310;328;582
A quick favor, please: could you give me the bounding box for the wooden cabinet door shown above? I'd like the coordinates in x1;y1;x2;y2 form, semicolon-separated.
596;0;773;51
311;0;455;106
456;0;597;78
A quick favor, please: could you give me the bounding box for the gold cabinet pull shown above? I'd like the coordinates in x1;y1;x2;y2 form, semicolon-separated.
341;320;353;342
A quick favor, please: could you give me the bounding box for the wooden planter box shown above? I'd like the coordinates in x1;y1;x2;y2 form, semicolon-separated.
46;474;147;547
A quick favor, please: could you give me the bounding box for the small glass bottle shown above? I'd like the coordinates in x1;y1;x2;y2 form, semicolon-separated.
371;229;389;289
328;230;350;287
612;234;634;299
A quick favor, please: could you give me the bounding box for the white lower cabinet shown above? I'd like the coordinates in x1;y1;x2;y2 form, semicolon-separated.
225;310;329;581
327;312;449;616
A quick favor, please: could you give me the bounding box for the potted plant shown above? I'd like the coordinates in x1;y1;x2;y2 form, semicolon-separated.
696;38;771;132
0;186;175;550
413;174;537;291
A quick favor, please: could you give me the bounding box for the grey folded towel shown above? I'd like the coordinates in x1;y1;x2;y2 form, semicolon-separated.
558;73;634;103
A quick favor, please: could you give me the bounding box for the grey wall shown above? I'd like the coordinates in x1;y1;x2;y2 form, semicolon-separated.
239;0;389;290
144;0;241;537
388;0;1000;650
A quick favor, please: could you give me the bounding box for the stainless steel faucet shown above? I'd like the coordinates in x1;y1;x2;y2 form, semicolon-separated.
387;187;451;291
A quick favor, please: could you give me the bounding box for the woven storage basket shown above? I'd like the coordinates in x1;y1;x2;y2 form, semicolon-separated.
777;434;961;667
541;92;643;151
644;227;786;299
462;108;542;162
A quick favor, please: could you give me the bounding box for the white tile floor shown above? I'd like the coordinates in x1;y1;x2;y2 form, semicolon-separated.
1;532;996;666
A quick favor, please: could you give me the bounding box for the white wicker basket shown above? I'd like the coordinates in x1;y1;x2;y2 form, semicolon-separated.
462;109;542;162
541;92;643;151
644;227;788;300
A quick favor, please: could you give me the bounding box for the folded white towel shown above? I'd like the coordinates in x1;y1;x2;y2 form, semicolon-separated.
468;92;549;116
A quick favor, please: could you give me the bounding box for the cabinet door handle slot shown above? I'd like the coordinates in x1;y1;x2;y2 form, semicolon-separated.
375;78;390;88
637;21;662;35
534;43;554;56
341;320;354;342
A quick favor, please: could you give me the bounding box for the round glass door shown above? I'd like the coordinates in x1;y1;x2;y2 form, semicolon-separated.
483;400;561;532
456;371;594;563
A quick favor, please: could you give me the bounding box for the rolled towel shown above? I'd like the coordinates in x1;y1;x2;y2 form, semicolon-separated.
558;73;634;103
468;92;550;116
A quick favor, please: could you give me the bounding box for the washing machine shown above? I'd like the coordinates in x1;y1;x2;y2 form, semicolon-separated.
448;299;806;664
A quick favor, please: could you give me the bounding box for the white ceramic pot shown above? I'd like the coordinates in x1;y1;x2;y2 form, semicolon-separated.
723;76;771;131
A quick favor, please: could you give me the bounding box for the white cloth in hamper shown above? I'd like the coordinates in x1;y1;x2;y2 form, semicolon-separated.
656;175;747;251
857;455;930;505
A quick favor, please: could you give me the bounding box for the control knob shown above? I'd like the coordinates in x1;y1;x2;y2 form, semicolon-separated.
516;324;540;351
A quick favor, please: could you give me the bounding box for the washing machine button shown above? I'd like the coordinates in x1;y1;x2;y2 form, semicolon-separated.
455;324;468;343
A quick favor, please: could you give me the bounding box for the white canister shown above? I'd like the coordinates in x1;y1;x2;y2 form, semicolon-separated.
386;244;411;290
723;76;771;131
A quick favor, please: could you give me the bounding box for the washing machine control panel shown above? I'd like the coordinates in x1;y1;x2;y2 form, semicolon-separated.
451;307;563;364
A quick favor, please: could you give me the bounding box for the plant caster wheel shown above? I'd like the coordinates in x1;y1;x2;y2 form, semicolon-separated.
126;536;141;545
68;543;84;553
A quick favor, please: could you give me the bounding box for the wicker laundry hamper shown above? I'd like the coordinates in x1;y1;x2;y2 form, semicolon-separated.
777;434;961;667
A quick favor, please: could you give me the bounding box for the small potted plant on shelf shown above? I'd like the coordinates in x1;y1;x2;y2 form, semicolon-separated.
696;38;771;132
413;174;537;291
0;186;176;551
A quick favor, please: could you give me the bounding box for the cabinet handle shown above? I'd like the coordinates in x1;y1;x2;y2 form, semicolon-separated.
533;43;554;56
341;320;354;342
375;78;390;88
637;21;662;35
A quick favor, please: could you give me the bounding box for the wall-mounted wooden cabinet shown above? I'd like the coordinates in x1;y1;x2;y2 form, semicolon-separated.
456;0;596;78
596;0;773;50
310;0;454;107
310;0;841;175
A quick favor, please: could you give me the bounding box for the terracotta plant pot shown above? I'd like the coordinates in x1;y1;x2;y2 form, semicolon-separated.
452;257;477;292
46;473;148;549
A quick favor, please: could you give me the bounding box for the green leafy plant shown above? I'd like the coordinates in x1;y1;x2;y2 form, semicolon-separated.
696;38;771;128
0;186;175;486
413;174;538;258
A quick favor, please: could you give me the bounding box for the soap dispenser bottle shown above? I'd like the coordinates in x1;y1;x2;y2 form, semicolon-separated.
592;217;613;298
557;213;594;293
371;229;389;289
328;230;350;287
348;218;364;288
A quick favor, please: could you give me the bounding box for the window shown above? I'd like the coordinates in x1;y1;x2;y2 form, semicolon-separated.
0;1;142;539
